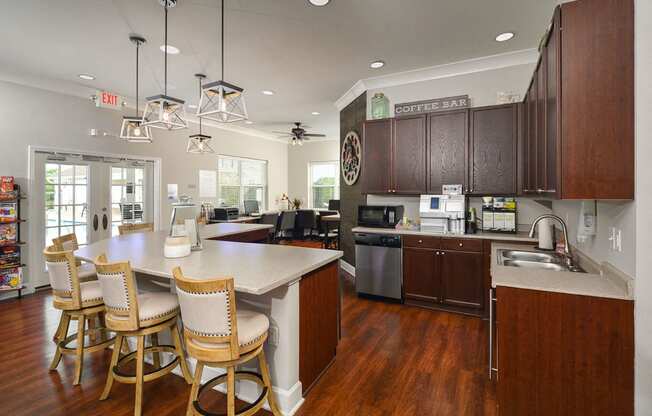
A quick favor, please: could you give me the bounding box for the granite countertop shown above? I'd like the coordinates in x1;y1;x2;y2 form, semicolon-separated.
351;226;537;243
75;230;342;295
490;242;633;300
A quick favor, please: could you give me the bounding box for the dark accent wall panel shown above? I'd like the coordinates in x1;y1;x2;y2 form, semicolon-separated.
339;92;367;266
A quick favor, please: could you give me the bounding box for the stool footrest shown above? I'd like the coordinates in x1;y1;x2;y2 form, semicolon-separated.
58;328;115;354
194;371;268;416
112;345;179;384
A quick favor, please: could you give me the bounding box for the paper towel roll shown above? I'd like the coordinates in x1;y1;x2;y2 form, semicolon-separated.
537;219;555;250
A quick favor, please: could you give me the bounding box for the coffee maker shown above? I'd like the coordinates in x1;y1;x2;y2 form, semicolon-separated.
419;185;466;234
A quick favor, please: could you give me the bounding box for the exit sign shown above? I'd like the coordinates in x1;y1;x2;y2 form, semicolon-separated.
95;90;123;110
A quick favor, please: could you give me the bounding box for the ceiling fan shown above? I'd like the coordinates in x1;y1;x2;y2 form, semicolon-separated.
273;122;326;146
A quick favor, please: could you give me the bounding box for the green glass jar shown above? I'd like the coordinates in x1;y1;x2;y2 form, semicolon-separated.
371;93;390;119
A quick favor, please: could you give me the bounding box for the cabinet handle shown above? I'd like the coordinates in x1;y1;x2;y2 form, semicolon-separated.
418;239;423;243
489;289;493;379
435;251;440;255
537;188;544;193
459;243;463;247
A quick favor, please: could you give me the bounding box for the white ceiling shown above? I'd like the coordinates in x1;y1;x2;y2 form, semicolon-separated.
0;0;557;142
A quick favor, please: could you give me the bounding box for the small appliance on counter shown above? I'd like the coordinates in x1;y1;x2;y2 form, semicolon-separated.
357;205;404;229
419;185;466;234
213;207;240;222
481;197;517;233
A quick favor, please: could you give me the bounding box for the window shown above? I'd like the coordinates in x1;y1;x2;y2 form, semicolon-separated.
45;163;88;246
217;156;267;211
309;161;340;209
111;166;145;236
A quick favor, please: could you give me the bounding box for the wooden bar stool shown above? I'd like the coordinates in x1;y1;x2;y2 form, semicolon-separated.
118;222;154;235
52;233;97;279
94;254;192;416
43;246;115;385
173;267;282;416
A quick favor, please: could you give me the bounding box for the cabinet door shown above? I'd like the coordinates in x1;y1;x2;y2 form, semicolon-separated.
403;247;439;302
427;110;468;194
544;6;561;195
536;59;547;192
526;79;538;194
393;115;427;194
469;105;518;195
362;119;393;194
439;250;483;309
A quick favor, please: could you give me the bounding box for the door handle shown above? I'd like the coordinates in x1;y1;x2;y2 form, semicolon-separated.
102;214;108;230
93;214;99;231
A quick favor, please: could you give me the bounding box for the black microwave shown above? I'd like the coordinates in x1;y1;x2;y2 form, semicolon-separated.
358;205;405;228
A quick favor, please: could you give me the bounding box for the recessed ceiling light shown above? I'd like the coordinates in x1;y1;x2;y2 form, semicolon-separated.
308;0;330;6
245;120;254;125
311;111;320;115
261;90;275;96
495;32;515;42
78;74;95;80
370;60;385;69
188;104;198;109
160;44;180;54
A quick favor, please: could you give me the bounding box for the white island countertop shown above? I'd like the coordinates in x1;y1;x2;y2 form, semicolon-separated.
75;228;342;295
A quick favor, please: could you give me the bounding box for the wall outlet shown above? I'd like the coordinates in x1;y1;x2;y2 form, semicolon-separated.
615;229;623;252
268;324;279;346
608;227;623;252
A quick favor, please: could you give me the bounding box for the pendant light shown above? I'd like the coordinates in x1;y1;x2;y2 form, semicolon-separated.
197;0;248;123
120;36;153;143
142;0;187;130
187;74;215;154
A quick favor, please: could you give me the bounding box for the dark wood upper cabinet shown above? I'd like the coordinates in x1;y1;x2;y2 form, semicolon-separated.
403;247;440;303
393;115;427;194
560;0;634;199
440;250;483;310
362;119;392;194
469;104;518;195
521;0;634;199
427;110;468;194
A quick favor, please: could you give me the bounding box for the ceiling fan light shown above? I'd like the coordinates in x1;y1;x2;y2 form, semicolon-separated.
120;116;153;143
141;94;188;130
187;134;215;154
197;80;248;123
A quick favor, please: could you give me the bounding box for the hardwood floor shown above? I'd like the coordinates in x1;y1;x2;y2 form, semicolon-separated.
0;270;495;415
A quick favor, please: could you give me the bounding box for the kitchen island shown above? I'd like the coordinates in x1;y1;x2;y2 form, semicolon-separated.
75;224;343;415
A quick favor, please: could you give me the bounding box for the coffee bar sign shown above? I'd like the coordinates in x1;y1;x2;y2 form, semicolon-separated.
395;95;469;116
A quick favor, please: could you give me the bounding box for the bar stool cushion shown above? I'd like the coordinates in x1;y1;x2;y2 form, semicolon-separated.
137;292;179;326
77;262;97;279
192;308;269;350
80;281;103;303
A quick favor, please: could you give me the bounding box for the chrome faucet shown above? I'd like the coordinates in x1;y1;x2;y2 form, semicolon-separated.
529;214;574;266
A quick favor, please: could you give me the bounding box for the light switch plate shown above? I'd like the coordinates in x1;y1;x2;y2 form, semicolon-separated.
268;324;279;346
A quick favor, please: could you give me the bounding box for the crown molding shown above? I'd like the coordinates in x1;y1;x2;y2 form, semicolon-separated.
0;69;283;143
334;48;539;111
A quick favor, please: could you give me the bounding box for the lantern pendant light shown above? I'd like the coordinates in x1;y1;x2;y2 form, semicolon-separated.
187;74;215;154
120;36;153;143
197;0;248;123
142;0;187;130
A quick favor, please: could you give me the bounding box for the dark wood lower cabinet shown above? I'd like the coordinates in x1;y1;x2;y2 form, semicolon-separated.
496;286;634;416
440;250;483;310
403;247;440;302
403;237;483;316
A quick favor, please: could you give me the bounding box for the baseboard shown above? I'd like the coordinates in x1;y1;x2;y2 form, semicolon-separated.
339;259;355;277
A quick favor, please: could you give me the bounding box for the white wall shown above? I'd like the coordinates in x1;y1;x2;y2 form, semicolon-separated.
287;140;340;207
366;63;536;118
635;0;651;413
0;80;288;293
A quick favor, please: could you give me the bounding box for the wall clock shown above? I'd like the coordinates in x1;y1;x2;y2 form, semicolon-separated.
341;130;362;186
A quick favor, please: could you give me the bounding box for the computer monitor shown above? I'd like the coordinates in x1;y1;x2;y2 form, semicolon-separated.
328;199;340;211
244;200;260;216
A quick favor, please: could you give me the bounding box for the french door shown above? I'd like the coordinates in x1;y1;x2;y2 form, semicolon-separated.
33;151;155;287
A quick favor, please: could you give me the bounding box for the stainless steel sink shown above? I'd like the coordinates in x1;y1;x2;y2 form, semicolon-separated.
502;259;567;271
501;250;557;263
497;249;585;273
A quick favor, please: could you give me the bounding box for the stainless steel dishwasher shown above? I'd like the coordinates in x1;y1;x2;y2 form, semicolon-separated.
354;233;402;301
